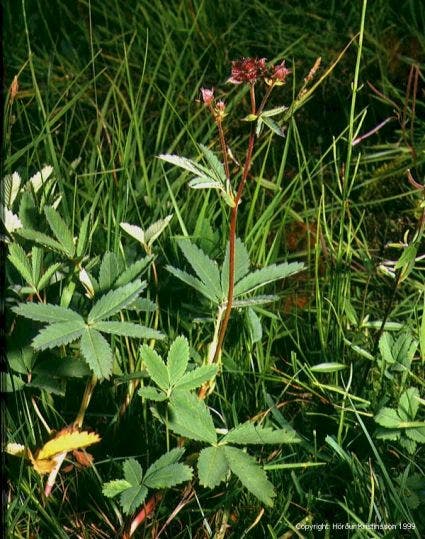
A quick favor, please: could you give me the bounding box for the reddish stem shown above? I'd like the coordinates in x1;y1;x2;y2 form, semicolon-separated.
212;85;257;365
127;492;163;537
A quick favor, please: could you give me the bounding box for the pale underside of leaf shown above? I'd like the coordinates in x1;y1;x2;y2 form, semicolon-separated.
120;222;145;244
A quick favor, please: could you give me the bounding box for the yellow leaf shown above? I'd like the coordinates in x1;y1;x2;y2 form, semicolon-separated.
30;454;58;475
36;430;101;461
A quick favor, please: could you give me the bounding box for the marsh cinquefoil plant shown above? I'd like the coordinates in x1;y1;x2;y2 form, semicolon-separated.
159;57;319;392
103;336;301;521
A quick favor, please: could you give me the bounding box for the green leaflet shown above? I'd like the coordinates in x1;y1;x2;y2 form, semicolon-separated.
123;458;143;486
37;262;62;291
167;336;189;383
246;308;262;344
32;320;85;350
173;365;217;392
102;479;132;498
1;372;26;392
158;154;212;179
379;333;394;364
76;213;91;257
13;302;84;324
88;280;145;322
120;485;148;515
138;386;167;401
168;391;217;444
223;446;275;507
199;144;227;184
8;243;34;286
80;328;113;379
221;422;302;445
375;408;403;429
98;252;122;291
398;387;419;420
145;448;185;476
44;206;75;257
140;344;169;391
143;463;192;489
114;256;153;288
144;215;173;246
166;265;216;302
197;446;228;488
177;239;222;301
31;247;43;285
234;262;304;297
232;295;279;308
16;228;66;254
93;321;163;340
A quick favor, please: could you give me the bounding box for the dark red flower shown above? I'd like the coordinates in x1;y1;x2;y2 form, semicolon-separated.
228;57;268;84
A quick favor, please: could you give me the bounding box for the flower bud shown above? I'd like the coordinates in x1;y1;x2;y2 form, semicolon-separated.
201;87;214;106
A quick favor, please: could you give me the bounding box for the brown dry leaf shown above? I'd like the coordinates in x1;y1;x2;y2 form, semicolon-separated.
10;75;19;102
73;449;94;467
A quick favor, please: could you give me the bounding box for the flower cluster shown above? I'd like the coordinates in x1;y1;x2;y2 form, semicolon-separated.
227;57;291;86
200;87;226;119
228;57;267;84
